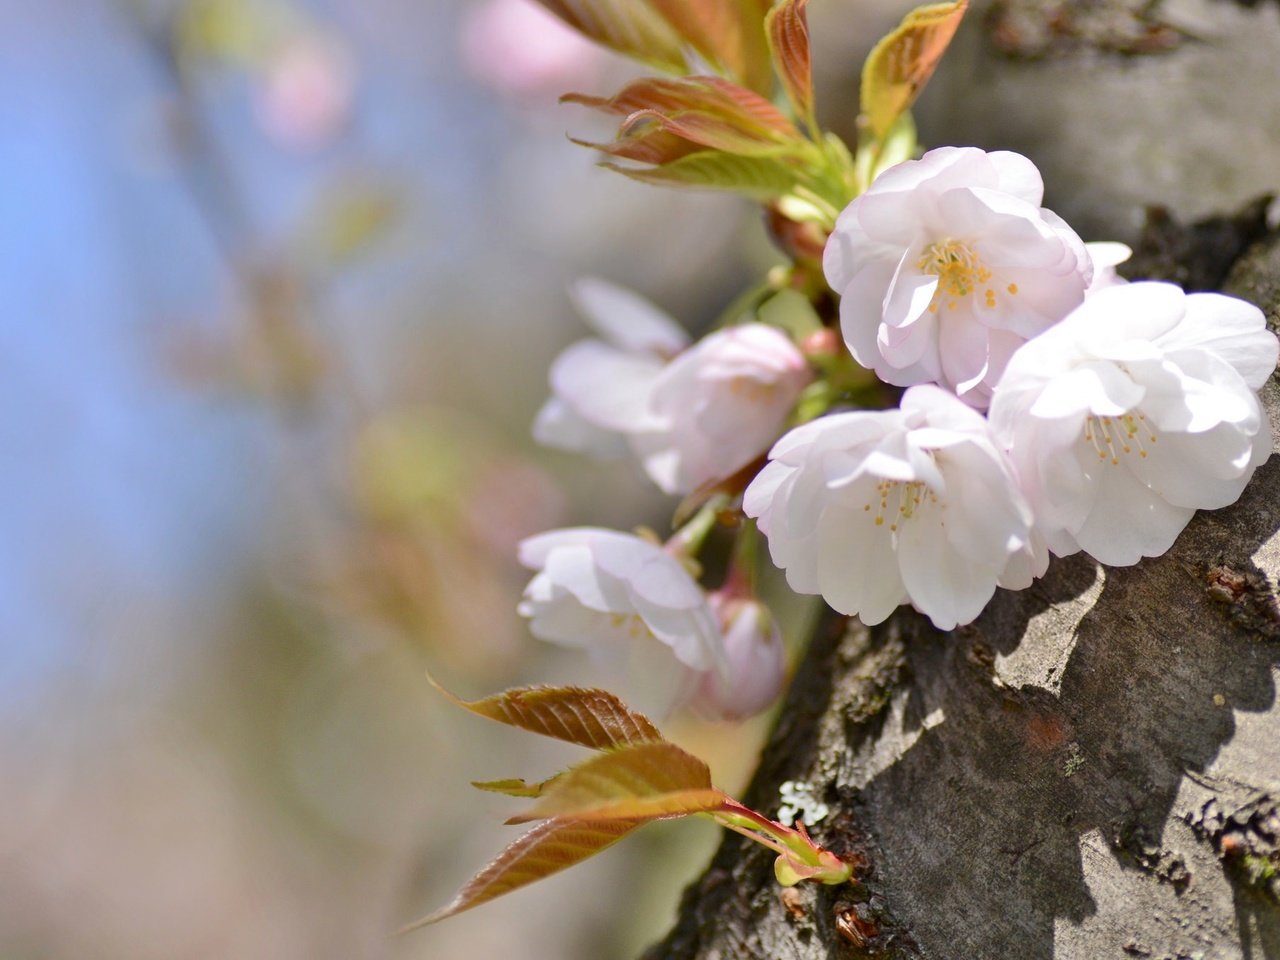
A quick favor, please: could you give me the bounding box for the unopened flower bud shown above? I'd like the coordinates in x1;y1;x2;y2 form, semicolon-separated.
692;594;786;721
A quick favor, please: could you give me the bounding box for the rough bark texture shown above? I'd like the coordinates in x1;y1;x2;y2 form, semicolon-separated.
643;2;1280;957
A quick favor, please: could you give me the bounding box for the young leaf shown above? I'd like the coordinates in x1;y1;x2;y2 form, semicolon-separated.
471;776;560;799
646;0;773;95
533;0;688;73
765;0;814;127
860;0;968;141
429;678;664;751
507;741;725;823
603;151;800;200
570;127;702;166
617;108;799;158
400;817;644;931
564;76;799;140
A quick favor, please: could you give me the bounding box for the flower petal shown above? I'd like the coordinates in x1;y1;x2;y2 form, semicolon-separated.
570;277;689;356
548;340;665;431
1071;461;1195;566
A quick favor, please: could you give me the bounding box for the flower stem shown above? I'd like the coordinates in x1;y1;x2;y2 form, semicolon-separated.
707;798;855;886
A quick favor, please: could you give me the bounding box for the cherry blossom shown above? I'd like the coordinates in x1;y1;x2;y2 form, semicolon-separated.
988;282;1278;566
744;385;1036;630
823;146;1092;408
534;280;811;496
517;527;725;710
631;324;812;495
533;279;688;457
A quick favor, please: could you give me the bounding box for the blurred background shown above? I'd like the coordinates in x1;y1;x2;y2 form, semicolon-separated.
0;1;907;956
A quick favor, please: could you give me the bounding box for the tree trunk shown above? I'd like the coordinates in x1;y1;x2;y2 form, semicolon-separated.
644;3;1280;957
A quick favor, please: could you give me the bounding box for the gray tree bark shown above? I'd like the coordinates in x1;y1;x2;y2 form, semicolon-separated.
644;2;1280;957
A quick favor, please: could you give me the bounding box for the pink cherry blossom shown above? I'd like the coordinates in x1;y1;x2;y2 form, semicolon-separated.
989;282;1277;566
823;147;1092;408
744;385;1036;630
632;324;812;495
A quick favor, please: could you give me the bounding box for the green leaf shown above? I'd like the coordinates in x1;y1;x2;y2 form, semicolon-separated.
604;150;799;200
471;776;560;799
399;817;644;931
429;677;665;751
765;0;814;126
860;0;968;141
533;0;688;73
507;741;725;823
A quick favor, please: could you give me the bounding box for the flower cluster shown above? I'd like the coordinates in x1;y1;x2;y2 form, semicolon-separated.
749;148;1276;629
516;146;1276;721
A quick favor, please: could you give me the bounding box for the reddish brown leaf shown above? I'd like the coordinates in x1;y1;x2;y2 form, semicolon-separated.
766;0;813;124
507;741;722;823
570;128;702;166
646;0;773;94
430;677;664;751
533;0;688;72
860;0;968;141
563;76;798;140
399;817;643;931
617;108;796;157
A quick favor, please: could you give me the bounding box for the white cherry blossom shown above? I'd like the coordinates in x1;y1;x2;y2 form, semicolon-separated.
823;146;1092;408
517;527;725;711
533;278;688;457
988;282;1278;566
631;324;812;495
743;385;1036;631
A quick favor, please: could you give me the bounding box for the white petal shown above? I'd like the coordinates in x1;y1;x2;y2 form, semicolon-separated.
815;500;905;623
743;460;794;526
607;545;702;610
1124;421;1257;509
548;340;665;431
883;245;940;330
937;441;1030;564
532;397;630;456
937;311;990;397
518;527;617;569
934;187;1062;267
543;544;632;612
988;150;1046;205
897;511;999;630
570;277;689;356
838;259;902;369
1160;293;1278;390
1071;282;1187;346
1072;461;1195;565
1029;361;1144;419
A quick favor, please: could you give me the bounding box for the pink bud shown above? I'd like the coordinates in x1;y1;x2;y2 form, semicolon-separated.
691;595;786;722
